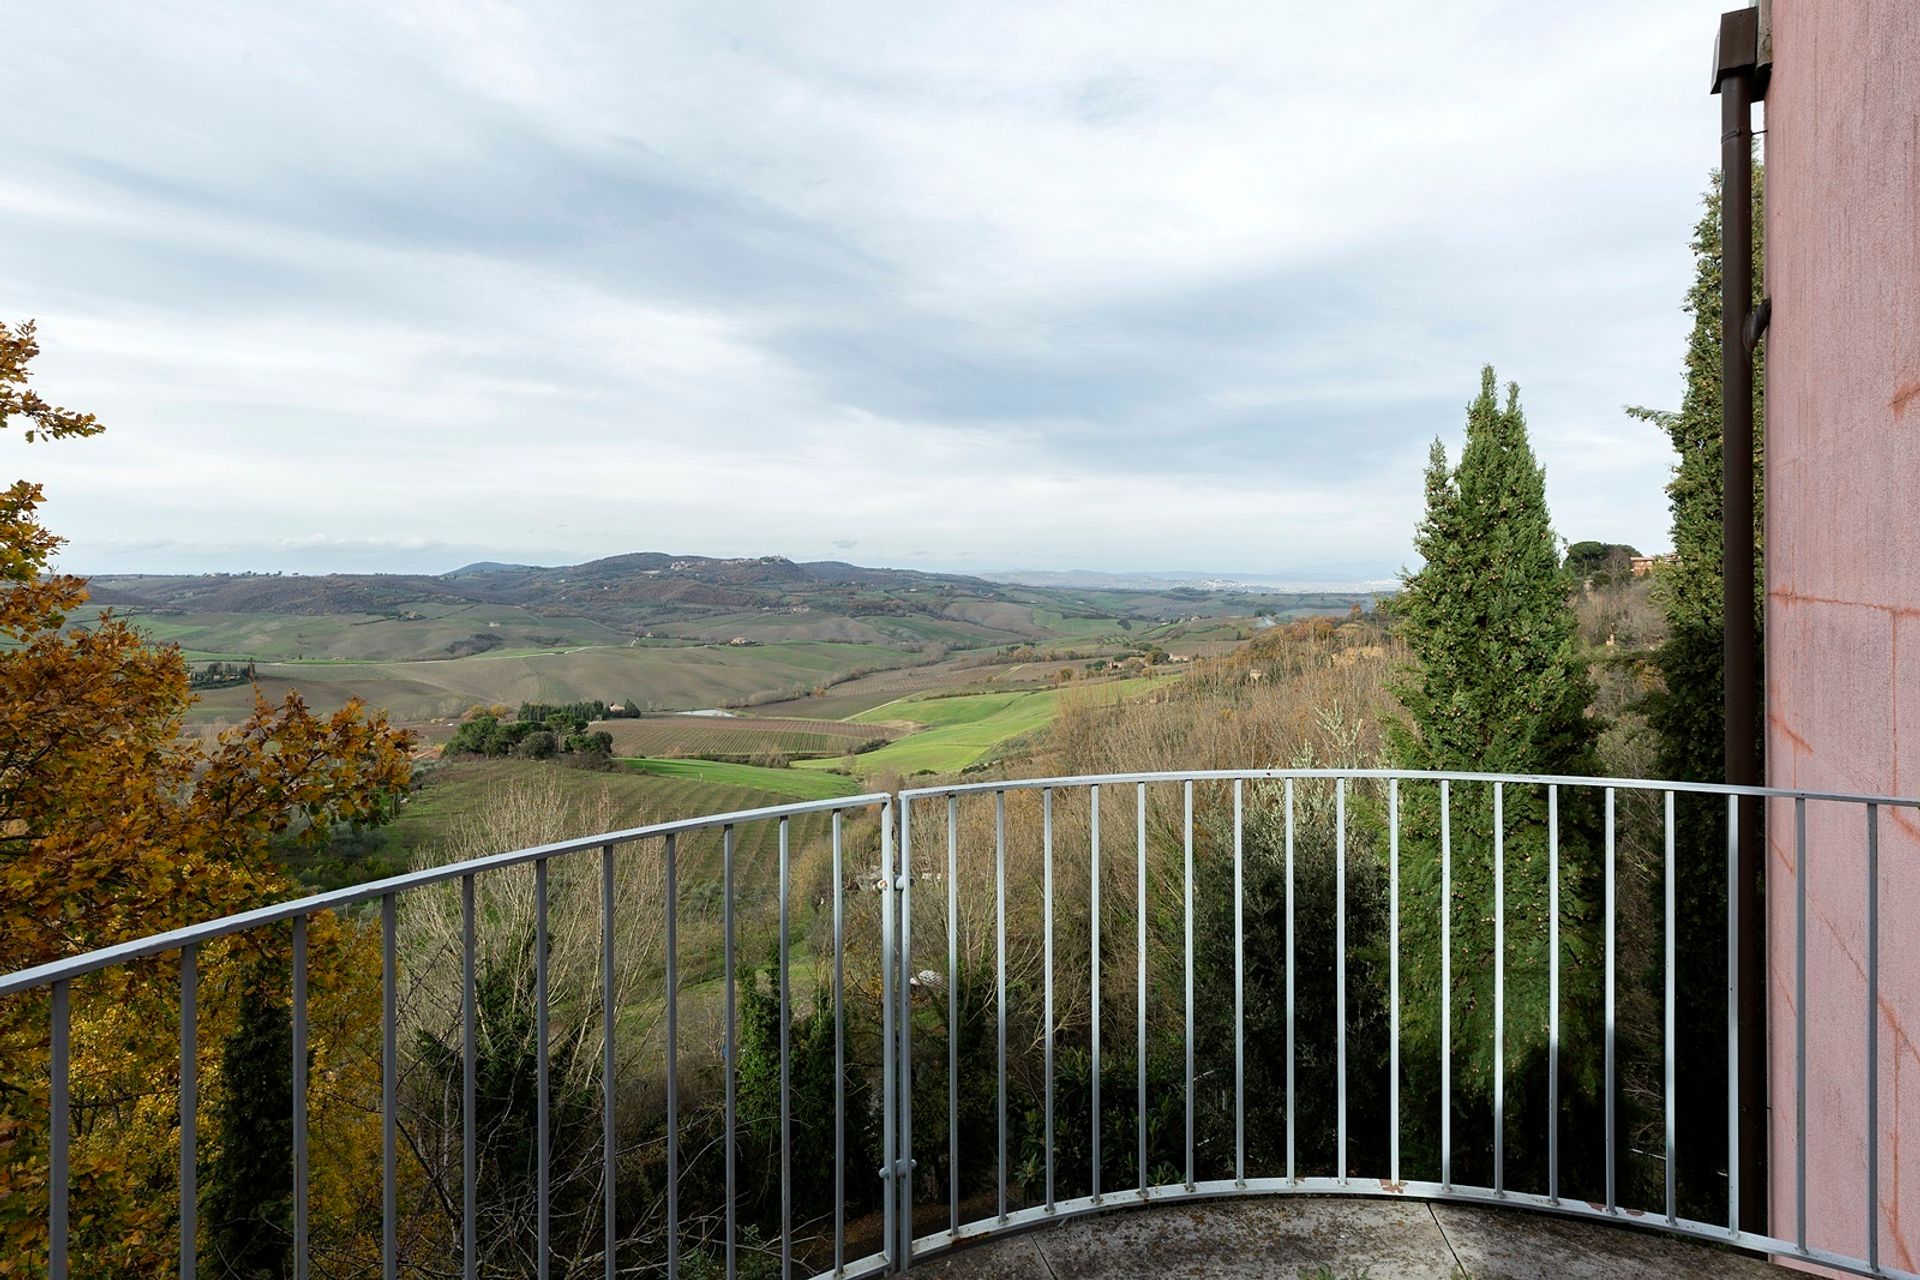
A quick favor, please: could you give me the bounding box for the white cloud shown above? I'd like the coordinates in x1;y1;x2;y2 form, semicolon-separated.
2;0;1735;579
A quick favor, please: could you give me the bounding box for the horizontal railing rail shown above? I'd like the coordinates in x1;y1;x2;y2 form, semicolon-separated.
3;769;1913;1279
0;792;888;998
902;766;1920;808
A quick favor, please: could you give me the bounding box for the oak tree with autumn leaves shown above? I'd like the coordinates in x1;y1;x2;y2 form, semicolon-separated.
0;321;414;1275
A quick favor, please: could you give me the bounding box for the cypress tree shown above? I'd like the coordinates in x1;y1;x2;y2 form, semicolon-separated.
1394;370;1598;775
207;969;295;1279
1389;367;1604;1190
1624;164;1763;1218
1629;165;1764;789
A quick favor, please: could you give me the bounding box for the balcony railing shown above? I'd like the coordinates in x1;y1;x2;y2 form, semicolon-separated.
1;769;1912;1279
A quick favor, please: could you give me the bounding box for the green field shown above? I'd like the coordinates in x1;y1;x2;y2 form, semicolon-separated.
615;756;864;801
749;652;1117;721
803;675;1173;776
1028;608;1128;640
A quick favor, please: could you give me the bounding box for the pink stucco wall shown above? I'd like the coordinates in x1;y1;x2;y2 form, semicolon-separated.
1763;0;1920;1267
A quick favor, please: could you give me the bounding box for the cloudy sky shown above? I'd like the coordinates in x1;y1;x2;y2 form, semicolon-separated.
4;1;1736;584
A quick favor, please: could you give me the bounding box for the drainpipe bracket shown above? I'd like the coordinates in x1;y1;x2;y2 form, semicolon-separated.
1743;297;1772;353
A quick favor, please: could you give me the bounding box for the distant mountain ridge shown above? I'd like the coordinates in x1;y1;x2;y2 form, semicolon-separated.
984;568;1388;593
83;553;1379;649
86;552;1014;625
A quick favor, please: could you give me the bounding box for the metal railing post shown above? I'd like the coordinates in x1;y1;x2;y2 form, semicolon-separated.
831;817;845;1275
778;819;792;1280
50;979;69;1280
461;876;477;1280
879;801;898;1270
180;946;198;1280
1286;778;1297;1185
947;794;960;1236
536;862;551;1280
383;895;399;1280
1092;785;1104;1203
724;826;738;1280
602;844;617;1280
1492;784;1503;1198
1044;788;1056;1211
1604;790;1617;1214
898;795;915;1267
292;914;310;1280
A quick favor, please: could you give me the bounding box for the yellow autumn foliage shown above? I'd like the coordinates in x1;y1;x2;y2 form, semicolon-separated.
0;320;414;1275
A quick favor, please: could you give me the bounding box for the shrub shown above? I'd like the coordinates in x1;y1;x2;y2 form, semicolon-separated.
515;729;558;760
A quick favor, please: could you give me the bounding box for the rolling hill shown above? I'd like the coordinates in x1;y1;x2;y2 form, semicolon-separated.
71;551;1374;726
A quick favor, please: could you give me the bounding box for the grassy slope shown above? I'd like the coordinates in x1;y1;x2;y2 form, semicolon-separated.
184;640;922;723
805;674;1174;776
387;758;856;892
593;715;893;759
615;757;863;801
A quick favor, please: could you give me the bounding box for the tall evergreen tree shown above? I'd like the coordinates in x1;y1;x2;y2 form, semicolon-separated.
1390;367;1605;1190
1395;370;1598;775
1628;164;1764;789
207;969;295;1279
1624;164;1763;1218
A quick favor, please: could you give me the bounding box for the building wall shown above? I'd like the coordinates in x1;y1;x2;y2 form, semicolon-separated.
1764;0;1920;1266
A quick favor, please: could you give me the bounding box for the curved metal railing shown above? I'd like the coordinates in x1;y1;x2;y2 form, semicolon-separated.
1;791;898;1280
890;770;1916;1280
2;770;1913;1279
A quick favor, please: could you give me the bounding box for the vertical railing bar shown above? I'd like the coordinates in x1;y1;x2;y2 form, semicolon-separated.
1389;778;1401;1187
383;895;398;1280
665;835;680;1280
898;793;915;1267
1183;779;1194;1190
1440;779;1451;1192
462;875;477;1280
1092;785;1104;1203
947;794;960;1236
180;945;198;1280
1286;777;1297;1185
995;790;1007;1222
602;844;617;1280
1726;791;1740;1236
1493;782;1504;1197
1044;787;1056;1213
1233;778;1245;1187
50;979;69;1280
293;913;309;1280
1867;802;1881;1273
1664;790;1678;1226
724;825;738;1280
779;818;793;1280
1137;782;1147;1198
1795;795;1808;1253
1605;788;1617;1215
879;803;896;1266
1548;786;1560;1206
831;815;845;1276
1336;777;1348;1186
536;861;551;1280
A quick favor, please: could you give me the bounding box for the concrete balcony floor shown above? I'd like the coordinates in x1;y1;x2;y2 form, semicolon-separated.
911;1198;1778;1279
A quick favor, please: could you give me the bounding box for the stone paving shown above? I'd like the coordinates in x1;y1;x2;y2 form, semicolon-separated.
903;1197;1782;1279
